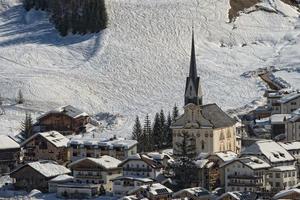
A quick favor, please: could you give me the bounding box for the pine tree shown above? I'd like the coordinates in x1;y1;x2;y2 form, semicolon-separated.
166;112;172;147
175;131;196;158
132;116;143;152
21;113;33;139
172;104;179;122
99;184;106;195
159;109;167;148
152;113;162;150
143;114;152;152
16;89;24;104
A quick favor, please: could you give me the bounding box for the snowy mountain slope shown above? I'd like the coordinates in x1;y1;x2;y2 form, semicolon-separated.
0;0;299;136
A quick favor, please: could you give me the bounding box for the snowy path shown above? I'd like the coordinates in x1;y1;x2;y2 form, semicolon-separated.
0;0;299;136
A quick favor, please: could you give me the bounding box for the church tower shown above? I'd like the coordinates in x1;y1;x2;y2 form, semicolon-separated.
184;30;203;106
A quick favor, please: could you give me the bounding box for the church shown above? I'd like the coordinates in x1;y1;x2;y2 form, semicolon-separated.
171;32;238;156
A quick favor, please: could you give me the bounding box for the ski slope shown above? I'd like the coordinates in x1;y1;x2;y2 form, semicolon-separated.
0;0;299;136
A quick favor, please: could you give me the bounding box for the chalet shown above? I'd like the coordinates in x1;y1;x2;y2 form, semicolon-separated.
279;141;300;164
68;156;122;191
119;154;163;179
37;105;90;135
128;183;173;200
0;135;20;174
221;156;271;193
217;191;257;200
68;136;137;161
10;160;70;192
21;131;69;164
173;187;213;200
112;176;154;196
48;174;74;193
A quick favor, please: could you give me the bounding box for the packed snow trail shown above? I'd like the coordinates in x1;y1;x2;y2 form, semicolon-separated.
0;0;299;136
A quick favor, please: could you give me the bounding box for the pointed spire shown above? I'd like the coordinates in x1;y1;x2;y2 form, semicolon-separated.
189;27;197;79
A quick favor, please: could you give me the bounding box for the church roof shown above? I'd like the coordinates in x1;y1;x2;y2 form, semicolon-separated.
172;103;236;129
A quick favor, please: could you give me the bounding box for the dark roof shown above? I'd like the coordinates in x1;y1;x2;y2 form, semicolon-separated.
172;103;236;129
201;103;236;128
37;105;88;120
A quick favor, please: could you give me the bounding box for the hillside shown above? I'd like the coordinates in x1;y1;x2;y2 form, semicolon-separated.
0;0;299;136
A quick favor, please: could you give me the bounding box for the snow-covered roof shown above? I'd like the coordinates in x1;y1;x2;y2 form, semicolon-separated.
278;141;300;151
270;165;296;172
217;192;242;200
242;140;294;163
49;174;74;183
289;109;300;122
214;151;238;162
279;92;300;104
129;183;172;196
270;114;290;124
273;188;300;200
69;136;137;150
37;105;89;120
111;175;153;183
173;187;211;198
221;156;270;170
11;160;70;178
0;135;20;150
22;131;69;148
69;156;121;170
119;154;162;169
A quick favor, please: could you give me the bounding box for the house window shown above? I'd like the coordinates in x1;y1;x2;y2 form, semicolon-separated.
276;173;280;178
276;182;280;187
201;140;205;150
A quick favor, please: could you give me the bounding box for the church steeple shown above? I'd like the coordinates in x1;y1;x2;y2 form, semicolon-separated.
184;29;203;106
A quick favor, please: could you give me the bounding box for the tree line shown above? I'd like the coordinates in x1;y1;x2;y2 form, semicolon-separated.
131;104;179;152
23;0;108;36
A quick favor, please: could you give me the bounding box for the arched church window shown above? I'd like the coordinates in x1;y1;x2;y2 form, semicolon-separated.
201;140;205;150
220;132;225;140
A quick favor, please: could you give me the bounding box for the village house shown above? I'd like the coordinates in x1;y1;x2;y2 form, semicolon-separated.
171;33;237;156
112;176;154;196
48;174;74;193
173;187;213;200
205;151;237;188
285;109;300;142
119;154;163;179
278;92;300;114
10;160;70;192
0;135;20;174
21;131;69;164
220;156;271;193
68;156;122;191
270;114;290;139
279;141;300;166
265;90;284;114
241;140;298;193
37;105;90;135
128;183;173;200
68;136;137;161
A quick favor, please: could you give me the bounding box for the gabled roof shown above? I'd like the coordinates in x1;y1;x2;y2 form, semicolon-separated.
11;160;70;178
241;140;294;163
111;175;153;183
211;151;237;162
21;131;69;148
69;156;121;170
173;187;211;198
273;188;300;200
129;183;172;196
278;141;300;151
119;154;162;169
0;135;20;150
37;105;88;120
172;103;236;129
220;156;271;170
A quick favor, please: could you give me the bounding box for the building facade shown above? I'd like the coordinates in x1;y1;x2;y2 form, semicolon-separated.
69;137;137;161
21;131;69;164
0;135;20;174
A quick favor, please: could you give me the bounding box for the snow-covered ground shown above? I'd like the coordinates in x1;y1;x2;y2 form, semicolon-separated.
0;0;299;137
